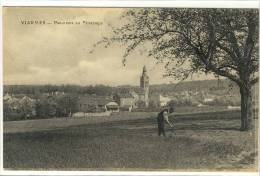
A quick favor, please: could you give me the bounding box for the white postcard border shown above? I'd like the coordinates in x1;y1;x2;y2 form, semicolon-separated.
0;1;259;176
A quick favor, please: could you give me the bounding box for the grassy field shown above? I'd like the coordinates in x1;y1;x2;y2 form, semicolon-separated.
3;110;258;171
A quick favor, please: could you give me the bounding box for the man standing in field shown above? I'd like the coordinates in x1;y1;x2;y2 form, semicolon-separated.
157;108;174;137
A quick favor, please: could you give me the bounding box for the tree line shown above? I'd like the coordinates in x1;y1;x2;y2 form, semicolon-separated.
4;79;239;97
4;84;115;96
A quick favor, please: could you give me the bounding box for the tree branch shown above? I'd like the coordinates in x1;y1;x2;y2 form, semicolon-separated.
226;21;243;59
216;41;239;63
250;76;259;85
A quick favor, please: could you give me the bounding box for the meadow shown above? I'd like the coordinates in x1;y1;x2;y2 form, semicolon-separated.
3;109;258;171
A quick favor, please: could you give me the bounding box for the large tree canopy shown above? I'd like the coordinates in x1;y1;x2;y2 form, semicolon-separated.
97;8;259;131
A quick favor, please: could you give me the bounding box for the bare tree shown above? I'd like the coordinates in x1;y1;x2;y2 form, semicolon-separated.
96;8;259;131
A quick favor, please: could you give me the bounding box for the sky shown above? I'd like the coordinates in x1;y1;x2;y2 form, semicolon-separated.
3;7;216;86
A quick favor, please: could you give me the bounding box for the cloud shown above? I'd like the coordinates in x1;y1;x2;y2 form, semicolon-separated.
3;7;217;86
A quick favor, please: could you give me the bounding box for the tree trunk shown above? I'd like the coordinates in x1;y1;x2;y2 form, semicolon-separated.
240;85;253;131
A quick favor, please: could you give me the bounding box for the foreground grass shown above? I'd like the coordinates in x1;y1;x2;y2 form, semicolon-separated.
4;110;258;171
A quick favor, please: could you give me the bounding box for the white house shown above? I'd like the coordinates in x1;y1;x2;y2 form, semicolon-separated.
106;102;120;112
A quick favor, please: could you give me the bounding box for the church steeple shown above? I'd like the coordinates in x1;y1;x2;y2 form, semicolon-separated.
140;65;149;89
142;65;147;74
140;65;149;107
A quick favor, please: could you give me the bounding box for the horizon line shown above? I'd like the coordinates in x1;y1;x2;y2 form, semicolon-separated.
3;78;227;87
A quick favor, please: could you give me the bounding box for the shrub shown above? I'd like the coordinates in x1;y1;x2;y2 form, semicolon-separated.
35;97;57;118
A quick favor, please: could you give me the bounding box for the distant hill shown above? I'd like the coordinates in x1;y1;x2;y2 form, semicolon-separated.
2;79;246;97
149;79;240;96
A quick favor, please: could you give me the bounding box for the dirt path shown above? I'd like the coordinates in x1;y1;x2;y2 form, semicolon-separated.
4;110;240;134
3;112;158;134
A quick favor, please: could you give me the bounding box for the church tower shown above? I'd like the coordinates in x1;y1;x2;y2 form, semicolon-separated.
140;66;149;107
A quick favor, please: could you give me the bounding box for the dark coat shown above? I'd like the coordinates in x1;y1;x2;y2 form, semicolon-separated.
157;109;168;125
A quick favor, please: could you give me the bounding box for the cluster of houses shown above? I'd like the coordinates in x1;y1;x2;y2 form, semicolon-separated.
5;66;254;119
3;93;37;119
4;66;174;118
76;66;170;115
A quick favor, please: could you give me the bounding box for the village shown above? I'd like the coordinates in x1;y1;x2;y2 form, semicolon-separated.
4;65;249;121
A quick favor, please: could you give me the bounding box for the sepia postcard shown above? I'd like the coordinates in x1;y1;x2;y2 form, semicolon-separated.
2;6;259;173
